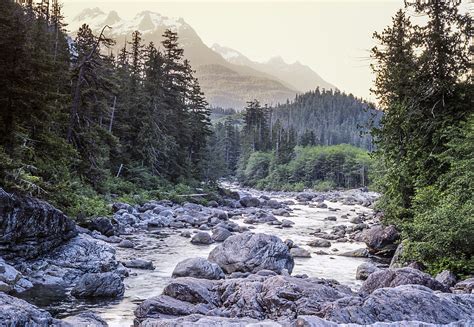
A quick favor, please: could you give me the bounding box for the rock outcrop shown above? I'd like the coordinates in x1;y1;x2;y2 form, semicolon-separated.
0;188;77;259
208;232;294;274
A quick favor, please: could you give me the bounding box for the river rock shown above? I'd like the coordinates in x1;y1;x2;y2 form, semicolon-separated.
0;188;78;259
435;270;457;288
212;209;228;220
266;199;282;209
208;232;294;274
191;232;214;245
360;267;449;294
290;247;311;258
123;259;155;270
453;278;474;294
322;284;474;325
325;216;337;221
361;225;400;257
281;219;295;227
87;217;116;237
272;208;290;217
71;272;124;298
172;258;224;280
211;227;232;242
60;311;108;326
139;315;282;327
355;262;380;280
308;239;331;247
0;292;57;326
239;196;261;208
339;248;368;258
118;239;134;248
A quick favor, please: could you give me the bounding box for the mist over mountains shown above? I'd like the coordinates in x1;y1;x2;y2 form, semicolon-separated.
69;8;336;109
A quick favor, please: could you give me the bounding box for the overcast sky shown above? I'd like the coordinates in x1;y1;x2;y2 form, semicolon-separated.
61;1;468;102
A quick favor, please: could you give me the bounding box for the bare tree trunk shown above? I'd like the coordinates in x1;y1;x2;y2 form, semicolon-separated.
108;96;117;132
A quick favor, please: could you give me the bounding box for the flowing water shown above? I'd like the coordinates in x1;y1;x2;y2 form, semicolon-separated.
88;187;374;327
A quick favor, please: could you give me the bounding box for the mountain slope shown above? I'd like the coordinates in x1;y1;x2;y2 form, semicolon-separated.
69;9;338;109
212;44;336;92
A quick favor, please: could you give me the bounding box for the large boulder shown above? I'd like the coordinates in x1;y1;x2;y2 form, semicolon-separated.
360;267;449;294
191;232;214;245
172;258;224;280
453;278;474;294
60;312;108;327
361;225;399;257
71;272;125;298
208;232;294;274
239;196;261;208
435;270;457;288
355;262;380;281
322;285;474;325
139;315;282;327
0;292;57;326
87;217;116;236
0;188;77;259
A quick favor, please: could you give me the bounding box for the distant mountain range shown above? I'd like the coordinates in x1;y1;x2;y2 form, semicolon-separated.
68;8;336;109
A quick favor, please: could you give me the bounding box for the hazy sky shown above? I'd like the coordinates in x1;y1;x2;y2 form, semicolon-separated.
61;1;421;101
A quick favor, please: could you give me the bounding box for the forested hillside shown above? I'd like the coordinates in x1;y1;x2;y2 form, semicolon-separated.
0;1;212;216
271;89;381;150
371;3;473;275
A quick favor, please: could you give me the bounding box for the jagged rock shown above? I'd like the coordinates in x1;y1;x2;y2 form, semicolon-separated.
308;239;331;248
211;227;232;242
290;247;311;258
453;278;474;294
60;311;109;326
0;292;57;326
191;232;213;245
87;217;116;237
389;243;404;268
435;270;457;288
356;262;380;280
0;257;33;294
362;225;400;257
123;259;155;270
71;272;124;298
322;285;474;325
172;258;224;280
239;196;261;208
360;267;449;294
208;232;294;274
0;188;78;259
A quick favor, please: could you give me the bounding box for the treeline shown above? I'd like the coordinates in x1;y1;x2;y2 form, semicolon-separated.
271;89;381;150
0;1;212;216
208;99;373;190
238;145;372;192
371;2;472;274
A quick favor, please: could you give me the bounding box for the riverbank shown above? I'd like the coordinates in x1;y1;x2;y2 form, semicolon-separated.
0;186;472;326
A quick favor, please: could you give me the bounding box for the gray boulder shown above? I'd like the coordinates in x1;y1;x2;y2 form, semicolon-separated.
71;272;124;298
118;239;134;248
0;257;33;294
239;196;261;208
356;262;380;280
281;219;295;228
308;239;331;248
435;270;457;288
339;248;368;258
360;267;449;294
362;225;400;257
290;247;311;258
266;199;282;209
453;278;474;294
0;188;77;259
87;217;116;236
123;259;155;270
211;227;232;242
208;232;294;274
139;315;282;326
191;232;214;245
172;258;224;280
0;292;57;326
322;285;474;325
60;312;108;327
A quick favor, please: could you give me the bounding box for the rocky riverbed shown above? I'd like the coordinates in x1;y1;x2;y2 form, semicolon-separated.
0;186;473;327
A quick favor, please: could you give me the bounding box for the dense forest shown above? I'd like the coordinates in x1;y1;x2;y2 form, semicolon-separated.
0;0;212;216
270;90;380;150
370;2;473;275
